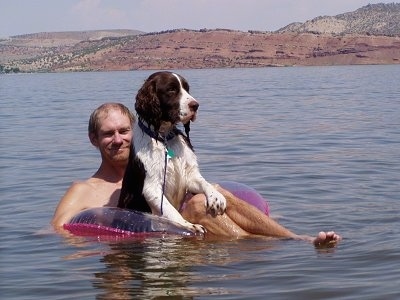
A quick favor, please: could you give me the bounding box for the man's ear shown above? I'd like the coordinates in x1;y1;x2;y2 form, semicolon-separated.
89;133;99;147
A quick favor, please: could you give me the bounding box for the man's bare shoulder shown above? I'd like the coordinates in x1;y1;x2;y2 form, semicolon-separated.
65;177;112;203
65;179;97;195
67;176;108;191
67;177;120;206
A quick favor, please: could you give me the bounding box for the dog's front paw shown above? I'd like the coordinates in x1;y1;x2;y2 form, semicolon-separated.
206;190;226;216
191;223;206;234
184;221;206;234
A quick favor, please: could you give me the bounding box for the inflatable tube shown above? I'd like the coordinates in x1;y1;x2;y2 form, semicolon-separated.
64;207;195;237
64;181;269;237
218;181;269;216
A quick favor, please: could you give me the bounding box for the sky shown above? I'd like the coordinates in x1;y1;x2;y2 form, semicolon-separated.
0;0;397;37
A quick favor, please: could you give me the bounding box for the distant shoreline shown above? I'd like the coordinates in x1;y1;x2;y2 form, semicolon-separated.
1;30;399;74
2;3;400;73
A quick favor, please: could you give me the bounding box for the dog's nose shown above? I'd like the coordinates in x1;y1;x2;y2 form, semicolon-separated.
189;100;199;112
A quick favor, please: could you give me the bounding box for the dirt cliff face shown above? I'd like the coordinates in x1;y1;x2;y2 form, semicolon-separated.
3;30;399;72
36;30;396;72
1;3;400;73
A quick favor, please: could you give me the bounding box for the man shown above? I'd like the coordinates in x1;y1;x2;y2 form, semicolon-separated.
52;102;133;228
52;103;341;247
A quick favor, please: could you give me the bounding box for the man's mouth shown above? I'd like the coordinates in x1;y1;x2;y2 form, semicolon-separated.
110;146;128;152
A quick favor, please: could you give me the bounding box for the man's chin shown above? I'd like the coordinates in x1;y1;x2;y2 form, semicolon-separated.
109;149;129;162
109;155;129;167
113;151;129;160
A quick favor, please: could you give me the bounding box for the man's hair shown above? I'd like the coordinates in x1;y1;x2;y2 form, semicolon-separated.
88;103;135;136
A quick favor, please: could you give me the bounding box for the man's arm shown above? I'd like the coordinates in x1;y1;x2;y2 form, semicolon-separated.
51;182;90;229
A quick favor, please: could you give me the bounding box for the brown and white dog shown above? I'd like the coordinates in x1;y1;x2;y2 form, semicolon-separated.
118;71;226;233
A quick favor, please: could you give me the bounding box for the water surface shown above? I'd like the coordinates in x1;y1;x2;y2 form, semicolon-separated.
1;65;399;299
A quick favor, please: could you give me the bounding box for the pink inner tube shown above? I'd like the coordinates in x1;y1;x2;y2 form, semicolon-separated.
218;181;269;216
64;181;269;237
64;207;195;237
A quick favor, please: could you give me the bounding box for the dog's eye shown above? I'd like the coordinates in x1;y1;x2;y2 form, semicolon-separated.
166;88;177;95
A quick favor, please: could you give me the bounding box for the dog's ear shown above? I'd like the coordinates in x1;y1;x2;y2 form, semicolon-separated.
135;78;162;131
174;123;194;151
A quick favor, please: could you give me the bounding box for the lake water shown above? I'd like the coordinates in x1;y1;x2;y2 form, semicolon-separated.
1;65;399;299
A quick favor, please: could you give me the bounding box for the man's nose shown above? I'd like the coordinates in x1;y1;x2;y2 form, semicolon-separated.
113;132;123;143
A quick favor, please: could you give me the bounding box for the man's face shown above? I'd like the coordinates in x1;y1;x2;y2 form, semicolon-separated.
91;110;132;165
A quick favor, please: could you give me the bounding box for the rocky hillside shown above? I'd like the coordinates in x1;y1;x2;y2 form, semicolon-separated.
0;29;143;69
277;3;400;36
8;29;143;46
1;3;399;73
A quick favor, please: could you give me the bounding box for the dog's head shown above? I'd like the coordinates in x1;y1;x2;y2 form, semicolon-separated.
135;71;199;134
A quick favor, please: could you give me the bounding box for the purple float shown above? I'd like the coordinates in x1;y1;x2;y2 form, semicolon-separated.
64;181;269;237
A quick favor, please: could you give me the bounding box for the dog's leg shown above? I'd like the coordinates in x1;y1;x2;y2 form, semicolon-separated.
187;175;227;216
143;182;206;234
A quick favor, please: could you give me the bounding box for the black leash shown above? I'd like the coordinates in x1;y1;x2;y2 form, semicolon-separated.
161;142;168;215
